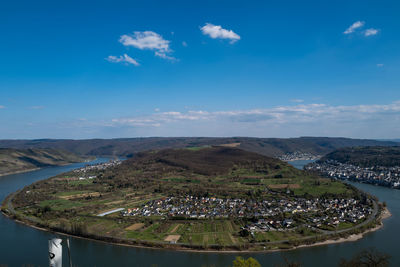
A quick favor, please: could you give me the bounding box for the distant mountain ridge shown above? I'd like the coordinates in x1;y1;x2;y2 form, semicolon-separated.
319;146;400;167
0;148;88;176
0;137;398;158
379;139;400;143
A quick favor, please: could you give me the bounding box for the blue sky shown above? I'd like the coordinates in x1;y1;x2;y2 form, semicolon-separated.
0;0;399;139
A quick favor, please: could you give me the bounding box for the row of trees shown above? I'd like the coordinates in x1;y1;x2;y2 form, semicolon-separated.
202;248;391;267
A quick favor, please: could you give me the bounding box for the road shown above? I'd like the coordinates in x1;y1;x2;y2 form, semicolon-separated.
3;189;380;248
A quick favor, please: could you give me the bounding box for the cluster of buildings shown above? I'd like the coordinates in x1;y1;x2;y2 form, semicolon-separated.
73;159;122;174
305;160;400;188
245;198;371;233
122;196;372;232
278;151;320;161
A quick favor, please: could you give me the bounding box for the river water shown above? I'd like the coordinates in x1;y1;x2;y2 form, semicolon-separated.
0;159;399;266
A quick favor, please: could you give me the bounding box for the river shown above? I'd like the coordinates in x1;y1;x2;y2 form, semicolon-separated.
0;159;399;266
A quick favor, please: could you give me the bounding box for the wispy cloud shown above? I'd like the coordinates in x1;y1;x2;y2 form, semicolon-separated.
377;63;384;67
0;105;5;109
111;102;400;127
29;106;45;110
154;51;176;61
344;21;380;37
344;21;365;34
290;99;304;103
364;28;379;36
106;54;140;66
182;41;188;47
119;31;175;60
201;23;240;43
106;101;400;138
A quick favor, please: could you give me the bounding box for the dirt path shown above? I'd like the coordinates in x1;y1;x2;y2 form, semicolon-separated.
125;223;145;231
203;234;208;244
170;224;181;233
59;192;100;200
226;221;234;232
164;235;181;242
229;234;237;244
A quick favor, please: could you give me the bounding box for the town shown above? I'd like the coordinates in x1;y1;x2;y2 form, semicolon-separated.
123;195;373;232
305;160;400;189
278;151;321;161
73;159;122;174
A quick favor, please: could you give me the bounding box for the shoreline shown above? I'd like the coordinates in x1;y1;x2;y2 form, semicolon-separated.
0;168;41;177
0;160;390;254
1;207;391;254
293;207;391;250
0;158;96;178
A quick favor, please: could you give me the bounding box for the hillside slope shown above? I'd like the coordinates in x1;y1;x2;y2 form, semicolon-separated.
122;146;293;176
0;148;88;176
319;146;400;167
96;146;355;199
0;137;397;157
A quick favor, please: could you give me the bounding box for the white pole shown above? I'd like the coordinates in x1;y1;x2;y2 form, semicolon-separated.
48;238;62;267
67;238;72;267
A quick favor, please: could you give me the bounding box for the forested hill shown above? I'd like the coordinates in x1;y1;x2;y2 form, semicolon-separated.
124;146;288;176
0;137;398;158
0;148;88;176
99;146;327;198
319;146;400;167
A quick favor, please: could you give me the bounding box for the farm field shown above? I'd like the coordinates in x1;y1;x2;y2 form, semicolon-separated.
4;146;377;251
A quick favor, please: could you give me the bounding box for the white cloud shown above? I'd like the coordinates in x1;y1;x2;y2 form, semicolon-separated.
108;101;400;138
154;51;177;61
41;101;400;139
119;31;175;60
200;23;240;43
364;28;379;36
182;41;188;47
290;99;304;103
344;21;365;34
377;63;384;67
106;54;140;66
344;22;379;37
0;105;5;109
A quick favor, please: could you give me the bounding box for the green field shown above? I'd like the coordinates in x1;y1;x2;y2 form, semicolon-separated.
39;199;83;211
7;146;368;251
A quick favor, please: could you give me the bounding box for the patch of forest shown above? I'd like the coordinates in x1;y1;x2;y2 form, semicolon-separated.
319;146;400;167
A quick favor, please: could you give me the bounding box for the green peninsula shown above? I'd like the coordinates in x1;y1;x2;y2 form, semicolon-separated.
2;147;384;251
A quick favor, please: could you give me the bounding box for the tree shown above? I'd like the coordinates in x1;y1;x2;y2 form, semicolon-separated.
239;228;250;237
232;257;261;267
339;248;391;267
275;257;301;267
42;205;52;213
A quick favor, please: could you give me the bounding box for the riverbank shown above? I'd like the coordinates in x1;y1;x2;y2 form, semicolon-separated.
292;207;391;250
0;168;40;177
0;154;389;254
1;204;389;254
0;157;96;177
0;148;94;178
1;158;398;267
